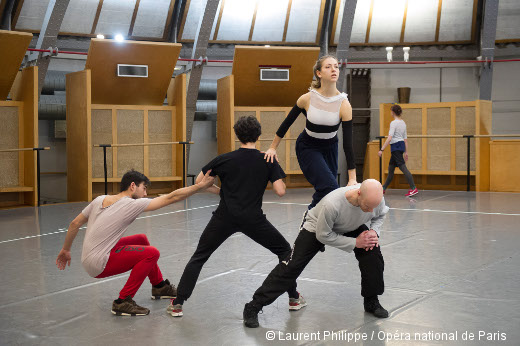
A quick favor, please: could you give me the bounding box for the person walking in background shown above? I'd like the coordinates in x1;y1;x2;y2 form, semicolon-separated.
378;104;418;197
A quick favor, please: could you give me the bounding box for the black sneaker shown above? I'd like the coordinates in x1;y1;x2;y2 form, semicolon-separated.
364;297;389;318
243;303;260;328
112;296;150;316
151;279;177;300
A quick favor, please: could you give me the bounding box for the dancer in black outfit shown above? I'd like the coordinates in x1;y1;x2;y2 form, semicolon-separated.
264;55;358;210
167;116;306;317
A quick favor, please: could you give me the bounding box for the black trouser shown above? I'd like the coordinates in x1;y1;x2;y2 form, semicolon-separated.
296;131;339;210
383;150;416;190
250;225;384;309
176;213;297;302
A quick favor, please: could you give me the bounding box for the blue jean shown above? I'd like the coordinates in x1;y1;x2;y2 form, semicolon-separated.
296;131;339;209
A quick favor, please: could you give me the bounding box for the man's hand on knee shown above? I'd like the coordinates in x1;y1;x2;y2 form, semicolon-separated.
365;230;379;251
355;230;378;250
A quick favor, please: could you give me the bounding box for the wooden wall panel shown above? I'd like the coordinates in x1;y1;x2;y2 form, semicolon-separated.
258;110;287;170
0;30;33;100
171;74;186;182
0;106;20;187
380;101;485;191
147;181;175;195
363;141;380;181
91;109;113;178
261;139;287;170
92;182;111;198
117;109;144;176
476;100;492;191
289;140;299;171
288;111;306;171
19;67;38;205
149;110;173;177
403;108;422;170
287;174;311;187
217;75;234;155
259;111;286;139
455;175;475;186
403;108;422;133
427;107;450;171
291;111;306;136
455;107;475;171
85;39;181;105
0;192;21;207
426;175;451;186
490;140;520;192
232;46;319;107
0;66;38;206
66;70;92;202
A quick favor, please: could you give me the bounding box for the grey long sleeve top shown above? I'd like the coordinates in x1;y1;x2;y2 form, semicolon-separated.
302;185;389;252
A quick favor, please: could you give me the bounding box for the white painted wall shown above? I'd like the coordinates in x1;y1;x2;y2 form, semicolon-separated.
491;61;520;135
38;120;67;202
187;121;218;184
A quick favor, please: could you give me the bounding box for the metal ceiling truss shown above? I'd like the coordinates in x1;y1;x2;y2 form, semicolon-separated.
336;0;358;92
26;0;70;96
185;0;220;161
478;0;499;100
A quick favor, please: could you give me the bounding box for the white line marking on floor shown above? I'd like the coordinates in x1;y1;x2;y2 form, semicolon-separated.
0;274;130;309
0;204;219;245
197;269;244;284
2;200;518;245
389;207;520;216
263;201;520;216
0;267;242;309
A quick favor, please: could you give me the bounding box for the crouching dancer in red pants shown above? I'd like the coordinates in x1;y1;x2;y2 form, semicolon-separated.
56;169;215;316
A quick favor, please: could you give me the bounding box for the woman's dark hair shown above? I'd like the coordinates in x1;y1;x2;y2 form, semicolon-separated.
233;116;262;144
391;104;402;116
120;170;150;192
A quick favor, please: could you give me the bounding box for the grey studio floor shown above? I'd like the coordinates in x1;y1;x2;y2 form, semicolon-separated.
0;188;519;346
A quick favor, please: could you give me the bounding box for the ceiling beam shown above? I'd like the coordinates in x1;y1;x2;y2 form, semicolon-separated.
319;0;334;55
336;0;358;92
168;0;187;43
185;0;220;162
248;0;259;42
364;0;374;43
128;0;141;37
434;0;442;42
212;0;225;40
28;0;71;96
90;0;104;35
11;0;24;29
282;0;292;42
478;0;498;100
0;0;16;29
400;0;408;43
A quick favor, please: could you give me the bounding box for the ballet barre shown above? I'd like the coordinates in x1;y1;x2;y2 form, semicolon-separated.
94;142;195;194
0;147;51;207
375;134;520;192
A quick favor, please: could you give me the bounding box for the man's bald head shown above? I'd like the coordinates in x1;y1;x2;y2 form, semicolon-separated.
358;179;384;212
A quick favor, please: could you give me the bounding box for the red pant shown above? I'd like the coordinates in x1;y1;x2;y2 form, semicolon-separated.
96;234;163;299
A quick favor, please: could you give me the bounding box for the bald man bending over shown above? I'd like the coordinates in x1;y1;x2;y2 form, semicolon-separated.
243;179;389;328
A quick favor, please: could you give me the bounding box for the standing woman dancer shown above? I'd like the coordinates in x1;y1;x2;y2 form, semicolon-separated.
378;104;418;197
264;55;357;210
